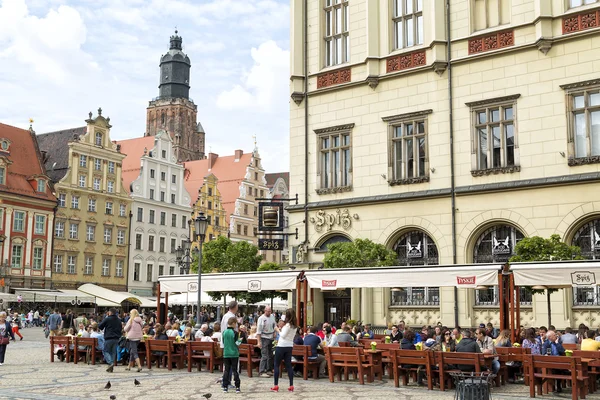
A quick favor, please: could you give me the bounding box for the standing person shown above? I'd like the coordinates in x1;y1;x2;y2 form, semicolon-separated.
47;309;62;337
222;317;241;394
62;309;75;331
256;306;277;377
11;313;23;341
124;309;144;372
271;309;297;392
98;308;122;373
218;301;238;387
33;310;40;327
0;312;15;365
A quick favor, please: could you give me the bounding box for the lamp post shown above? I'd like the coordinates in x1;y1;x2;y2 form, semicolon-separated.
175;239;192;320
192;212;208;330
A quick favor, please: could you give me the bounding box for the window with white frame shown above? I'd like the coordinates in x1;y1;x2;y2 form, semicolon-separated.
95;132;102;146
135;234;142;250
67;255;76;274
181;216;186;229
79;155;87;168
171;214;177;227
392;0;423;50
105;201;113;215
570;0;598;8
86;225;95;241
85;257;93;275
159;237;165;253
150;189;155;200
160;191;165;202
160;212;166;225
108;161;115;174
71;195;79;209
384;111;431;183
37;179;45;192
88;198;96;212
102;259;110;276
324;0;349;67
94;158;102;171
161;171;166;181
148;235;155;251
79;175;86;188
58;193;66;207
116;260;124;277
107;181;114;193
316;124;353;191
149;210;155;224
159;265;164;276
137;207;143;222
170;238;176;253
93;177;101;191
169;265;175;275
104;227;112;244
117;229;125;245
563;82;600;163
69;223;79;239
54;255;63;273
171;174;176;184
171;193;176;204
472;0;510;31
147;264;153;282
11;244;23;268
34;215;45;234
55;221;65;238
150;169;155;179
0;167;5;185
13;211;24;232
32;247;43;270
467;95;519;173
134;263;140;281
119;204;126;217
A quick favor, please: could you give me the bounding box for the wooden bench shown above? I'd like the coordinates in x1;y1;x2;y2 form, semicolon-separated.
50;336;72;363
525;355;589;400
376;343;401;377
573;350;600;393
324;346;375;385
73;337;102;365
390;348;434;389
187;341;223;373
277;345;321;380
247;338;258;346
145;339;184;371
564;343;578;350
238;343;260;378
434;351;487;391
496;346;531;384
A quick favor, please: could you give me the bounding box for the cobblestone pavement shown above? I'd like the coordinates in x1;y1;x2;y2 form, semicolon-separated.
0;328;596;400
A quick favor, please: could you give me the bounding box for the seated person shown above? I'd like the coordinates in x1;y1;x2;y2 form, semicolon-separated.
580;330;600;351
455;330;481;372
337;326;359;346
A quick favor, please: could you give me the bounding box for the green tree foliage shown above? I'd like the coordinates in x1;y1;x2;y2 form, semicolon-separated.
323;238;397;269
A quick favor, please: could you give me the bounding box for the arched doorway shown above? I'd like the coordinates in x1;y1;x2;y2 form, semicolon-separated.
391;230;439;305
314;234;351;252
472;224;525;305
572;218;600;305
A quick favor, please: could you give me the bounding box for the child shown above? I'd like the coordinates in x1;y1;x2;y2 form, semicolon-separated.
222;317;241;393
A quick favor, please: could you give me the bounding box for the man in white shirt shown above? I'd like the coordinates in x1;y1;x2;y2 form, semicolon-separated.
256;306;277;377
194;323;209;339
220;301;238;349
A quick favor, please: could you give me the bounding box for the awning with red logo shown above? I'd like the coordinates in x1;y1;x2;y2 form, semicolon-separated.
158;270;300;293
511;261;600;287
304;264;502;290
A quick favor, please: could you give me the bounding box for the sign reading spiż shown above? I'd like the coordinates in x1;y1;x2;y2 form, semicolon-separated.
187;282;198;292
571;271;596;286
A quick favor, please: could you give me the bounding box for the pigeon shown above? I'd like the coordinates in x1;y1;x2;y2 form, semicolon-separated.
104;381;111;390
110;396;116;400
134;379;140;386
202;394;212;399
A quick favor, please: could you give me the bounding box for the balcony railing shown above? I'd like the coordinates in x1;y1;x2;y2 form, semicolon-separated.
574;288;600;306
391;287;440;306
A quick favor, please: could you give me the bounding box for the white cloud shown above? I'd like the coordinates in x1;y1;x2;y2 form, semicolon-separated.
216;40;289;112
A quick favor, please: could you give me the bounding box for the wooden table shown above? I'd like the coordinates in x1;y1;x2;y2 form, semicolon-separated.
364;349;384;381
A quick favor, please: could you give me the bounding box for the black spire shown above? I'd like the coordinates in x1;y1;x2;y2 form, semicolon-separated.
169;30;182;50
158;30;191;99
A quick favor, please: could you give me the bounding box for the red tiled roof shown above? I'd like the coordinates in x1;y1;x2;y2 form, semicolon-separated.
0;123;57;204
183;152;252;222
265;172;289;189
116;136;155;193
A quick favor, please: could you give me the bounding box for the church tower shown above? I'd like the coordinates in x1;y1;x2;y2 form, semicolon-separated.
146;31;205;162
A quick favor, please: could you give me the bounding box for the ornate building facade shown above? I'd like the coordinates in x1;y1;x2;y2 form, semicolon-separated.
145;31;206;162
288;0;600;328
265;173;290;264
0;123;57;291
118;131;193;297
38;110;132;291
190;173;228;251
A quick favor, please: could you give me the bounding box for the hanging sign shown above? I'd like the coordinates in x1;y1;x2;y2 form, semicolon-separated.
492;236;511;255
406;241;423;259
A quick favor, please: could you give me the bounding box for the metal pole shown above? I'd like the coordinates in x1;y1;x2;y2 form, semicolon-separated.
183;251;189;321
547;290;552;327
195;235;204;330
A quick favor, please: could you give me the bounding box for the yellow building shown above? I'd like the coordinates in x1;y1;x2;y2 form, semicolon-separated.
190;173;228;250
288;0;600;328
38;109;132;291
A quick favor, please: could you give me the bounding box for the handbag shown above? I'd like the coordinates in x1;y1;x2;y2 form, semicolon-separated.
0;337;9;345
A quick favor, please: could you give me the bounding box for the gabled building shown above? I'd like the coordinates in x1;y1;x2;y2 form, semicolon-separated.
118;130;193;297
37;110;132;291
265;172;291;264
190;173;228;250
0;123;57;291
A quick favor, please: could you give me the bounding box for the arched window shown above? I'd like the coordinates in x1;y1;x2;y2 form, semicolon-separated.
473;224;525;305
391;230;439;306
315;235;351;252
572;218;600;305
161;112;166;126
95;132;102;146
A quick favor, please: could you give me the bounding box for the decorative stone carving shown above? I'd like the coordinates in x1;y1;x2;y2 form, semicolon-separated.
535;38;553;55
365;76;379;90
290;92;304;105
388;176;430;186
314;123;355;135
309;209;359;233
386;50;427;73
315;185;353;195
317;68;352;89
568;156;600;166
432;61;448;76
471;165;521;177
468;30;514;54
563;10;600;33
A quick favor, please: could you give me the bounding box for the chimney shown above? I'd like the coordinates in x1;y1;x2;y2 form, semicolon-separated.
234;149;243;161
208;152;218;170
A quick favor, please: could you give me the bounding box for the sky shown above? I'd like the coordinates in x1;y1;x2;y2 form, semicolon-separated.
0;0;291;173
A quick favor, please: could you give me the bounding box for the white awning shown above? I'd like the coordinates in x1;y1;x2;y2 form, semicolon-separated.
77;284;154;307
512;261;600;287
305;264;502;290
158;270;300;293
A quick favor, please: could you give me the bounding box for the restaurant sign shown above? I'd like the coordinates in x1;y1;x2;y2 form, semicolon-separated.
187;282;198;292
492;236;511;255
406;241;423;259
322;279;337;289
571;271;596;286
248;280;262;292
310;209;359;233
457;276;476;285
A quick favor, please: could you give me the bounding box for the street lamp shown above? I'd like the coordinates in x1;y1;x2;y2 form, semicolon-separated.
193;212;208;330
175;239;193;319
